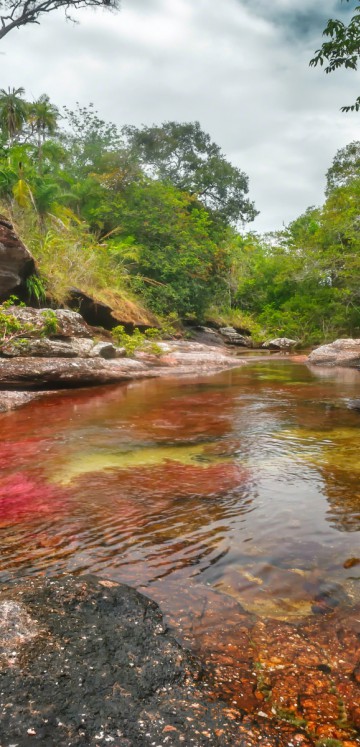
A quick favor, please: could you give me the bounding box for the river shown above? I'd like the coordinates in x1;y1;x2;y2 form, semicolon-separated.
1;359;360;738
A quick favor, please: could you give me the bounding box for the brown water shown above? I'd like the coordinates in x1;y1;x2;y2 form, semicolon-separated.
1;360;360;737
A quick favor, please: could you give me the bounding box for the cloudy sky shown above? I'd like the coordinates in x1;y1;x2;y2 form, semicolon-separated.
1;0;359;231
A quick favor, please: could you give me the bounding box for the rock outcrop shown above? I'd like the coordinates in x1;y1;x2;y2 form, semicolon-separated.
3;306;93;338
0;215;36;302
308;339;360;367
0;357;149;389
1;337;125;359
219;326;252;347
262;337;298;350
67;288;159;331
0;315;244;410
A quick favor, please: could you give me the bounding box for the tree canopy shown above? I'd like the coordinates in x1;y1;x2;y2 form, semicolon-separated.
310;1;360;111
123;121;258;226
0;0;120;42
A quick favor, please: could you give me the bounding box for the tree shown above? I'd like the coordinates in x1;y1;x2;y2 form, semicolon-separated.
0;0;120;42
325;141;360;194
91;178;229;317
0;87;28;146
29;95;59;148
310;1;360;111
123;121;258;226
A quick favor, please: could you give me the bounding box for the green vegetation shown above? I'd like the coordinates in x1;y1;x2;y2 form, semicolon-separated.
112;326;163;357
1;87;360;345
310;1;360;112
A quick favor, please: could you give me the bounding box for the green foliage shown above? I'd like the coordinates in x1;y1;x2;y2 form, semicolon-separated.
124;120;258;225
3;86;360;348
0;305;22;341
0;301;35;347
41;309;59;336
112;325;163;357
326;141;360;194
25;274;47;304
310;1;360;112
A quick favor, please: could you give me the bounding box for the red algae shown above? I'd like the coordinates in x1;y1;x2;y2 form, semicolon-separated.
74;461;250;500
0;474;69;526
0;439;44;470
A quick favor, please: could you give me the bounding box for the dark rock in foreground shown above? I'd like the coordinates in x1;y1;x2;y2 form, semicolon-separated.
0;575;309;747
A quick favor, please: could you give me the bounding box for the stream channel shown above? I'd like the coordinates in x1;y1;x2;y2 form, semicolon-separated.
1;358;360;739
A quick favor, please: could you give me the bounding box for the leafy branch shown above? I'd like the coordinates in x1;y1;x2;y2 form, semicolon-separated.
310;1;360;111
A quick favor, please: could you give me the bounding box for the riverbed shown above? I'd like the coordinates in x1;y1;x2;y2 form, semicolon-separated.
1;359;360;741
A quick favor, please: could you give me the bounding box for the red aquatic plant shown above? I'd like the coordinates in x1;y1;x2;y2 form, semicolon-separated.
0;473;68;525
0;439;44;470
75;461;249;501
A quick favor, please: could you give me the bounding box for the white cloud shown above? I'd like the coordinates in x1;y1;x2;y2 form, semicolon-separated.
1;0;359;231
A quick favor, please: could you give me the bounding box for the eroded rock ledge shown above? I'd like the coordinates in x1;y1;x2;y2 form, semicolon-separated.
0;574;315;747
0;307;245;412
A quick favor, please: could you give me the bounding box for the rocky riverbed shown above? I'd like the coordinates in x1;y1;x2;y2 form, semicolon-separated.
0;575;359;747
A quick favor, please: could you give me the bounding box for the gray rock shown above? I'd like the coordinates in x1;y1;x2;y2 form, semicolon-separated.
308;339;360;367
0;357;150;388
1;337;122;359
262;337;298;350
0;216;36;302
219;327;252;347
2;306;93;339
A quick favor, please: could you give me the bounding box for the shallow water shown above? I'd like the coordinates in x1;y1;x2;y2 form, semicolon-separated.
1;360;360;733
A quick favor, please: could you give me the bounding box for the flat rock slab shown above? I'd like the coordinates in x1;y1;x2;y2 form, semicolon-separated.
0;575;314;747
0;357;151;389
0;390;52;412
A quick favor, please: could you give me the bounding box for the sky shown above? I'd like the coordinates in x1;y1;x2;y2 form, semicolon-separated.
1;0;360;232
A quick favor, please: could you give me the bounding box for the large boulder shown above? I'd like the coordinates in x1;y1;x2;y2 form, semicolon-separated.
308;338;360;367
262;337;298;351
2;306;93;338
0;215;36;301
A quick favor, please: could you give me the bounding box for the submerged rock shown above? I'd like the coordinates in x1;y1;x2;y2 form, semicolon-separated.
309;338;360;367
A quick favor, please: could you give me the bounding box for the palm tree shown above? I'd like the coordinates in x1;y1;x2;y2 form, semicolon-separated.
29;94;59;148
0;87;28;146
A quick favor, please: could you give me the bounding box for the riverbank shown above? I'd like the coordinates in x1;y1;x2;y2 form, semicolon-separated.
0;340;247;413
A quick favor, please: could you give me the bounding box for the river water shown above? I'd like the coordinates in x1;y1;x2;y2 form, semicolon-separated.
1;359;360;735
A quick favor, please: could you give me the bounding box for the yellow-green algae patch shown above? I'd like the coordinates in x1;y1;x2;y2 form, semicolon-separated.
278;427;360;473
53;442;233;485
